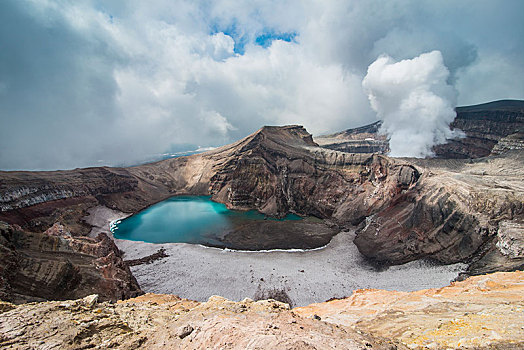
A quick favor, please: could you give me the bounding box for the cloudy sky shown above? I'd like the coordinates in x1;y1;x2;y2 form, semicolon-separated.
1;0;523;170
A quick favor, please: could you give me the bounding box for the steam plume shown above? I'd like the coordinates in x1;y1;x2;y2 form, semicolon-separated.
362;50;463;157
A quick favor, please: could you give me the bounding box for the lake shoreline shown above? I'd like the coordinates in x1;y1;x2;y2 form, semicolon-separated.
84;205;466;307
110;195;337;250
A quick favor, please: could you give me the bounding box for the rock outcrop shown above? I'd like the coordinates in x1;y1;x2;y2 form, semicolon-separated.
295;271;524;350
0;293;393;349
353;151;524;272
0;221;142;304
315;121;390;154
1;271;522;349
491;132;524;155
434;100;524;158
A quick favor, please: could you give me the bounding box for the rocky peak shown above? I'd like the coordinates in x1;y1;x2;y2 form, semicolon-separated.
239;125;318;154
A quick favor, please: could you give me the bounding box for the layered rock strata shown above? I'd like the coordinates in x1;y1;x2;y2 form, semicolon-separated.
353;151;524;274
491;132;524;155
315;121;390;154
0;221;142;304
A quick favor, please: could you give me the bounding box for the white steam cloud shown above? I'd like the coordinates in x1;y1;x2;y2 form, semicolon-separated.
362;50;464;158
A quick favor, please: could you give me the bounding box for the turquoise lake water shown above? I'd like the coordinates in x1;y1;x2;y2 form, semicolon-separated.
111;196;302;244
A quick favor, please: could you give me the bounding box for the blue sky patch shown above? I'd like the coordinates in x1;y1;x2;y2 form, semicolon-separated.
255;31;297;48
211;20;297;54
210;21;249;54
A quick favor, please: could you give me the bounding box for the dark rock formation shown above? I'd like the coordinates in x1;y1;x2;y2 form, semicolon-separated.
434;100;524;158
353;152;524;271
125;248;168;267
218;220;337;250
0;221;142;304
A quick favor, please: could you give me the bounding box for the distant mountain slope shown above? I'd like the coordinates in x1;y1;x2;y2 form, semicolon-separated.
455;99;524;112
315;99;524;158
436;99;524;158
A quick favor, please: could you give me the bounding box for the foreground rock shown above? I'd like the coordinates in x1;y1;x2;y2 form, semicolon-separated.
0;294;392;349
296;270;524;349
1;271;522;349
0;221;142;304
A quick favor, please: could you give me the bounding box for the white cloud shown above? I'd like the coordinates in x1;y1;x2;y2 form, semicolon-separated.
363;51;463;158
0;0;522;169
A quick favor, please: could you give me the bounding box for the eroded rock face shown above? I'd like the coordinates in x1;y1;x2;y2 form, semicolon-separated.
435;100;524;158
491;132;524;155
0;221;142;304
0;167;138;212
354;152;524;269
0;121;522;284
209;125;419;222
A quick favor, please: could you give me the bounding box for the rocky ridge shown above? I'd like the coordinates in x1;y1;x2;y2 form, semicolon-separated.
315;121;390;154
0;271;522;349
491;132;524;155
435;100;524;158
0;104;523;301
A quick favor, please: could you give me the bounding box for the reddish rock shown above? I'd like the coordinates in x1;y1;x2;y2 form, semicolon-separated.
0;221;142;304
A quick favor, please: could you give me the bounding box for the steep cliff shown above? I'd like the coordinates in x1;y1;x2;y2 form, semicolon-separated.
434;100;524;158
208;125;418;220
353;152;524;274
491;132;524;155
0;221;142;304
